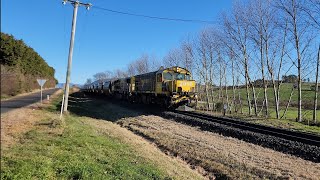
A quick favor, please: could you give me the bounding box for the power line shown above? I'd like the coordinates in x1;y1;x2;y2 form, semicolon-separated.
92;6;218;24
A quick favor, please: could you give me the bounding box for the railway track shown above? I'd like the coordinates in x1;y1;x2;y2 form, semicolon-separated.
163;110;320;162
173;110;320;147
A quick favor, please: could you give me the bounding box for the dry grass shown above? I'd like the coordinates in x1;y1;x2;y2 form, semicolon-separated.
1;108;63;149
1;89;63;149
1;108;40;148
119;115;320;179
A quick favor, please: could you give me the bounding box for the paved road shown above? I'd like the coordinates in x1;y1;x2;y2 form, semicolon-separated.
1;88;59;114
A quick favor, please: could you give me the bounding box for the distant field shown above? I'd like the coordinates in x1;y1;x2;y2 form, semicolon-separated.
232;83;317;106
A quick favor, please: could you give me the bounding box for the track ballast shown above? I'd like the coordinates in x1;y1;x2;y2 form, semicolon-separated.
163;110;320;163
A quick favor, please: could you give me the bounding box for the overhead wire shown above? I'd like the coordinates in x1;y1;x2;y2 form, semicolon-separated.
92;6;218;24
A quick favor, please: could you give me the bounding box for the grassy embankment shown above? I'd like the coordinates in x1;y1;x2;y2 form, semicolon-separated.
1;91;202;179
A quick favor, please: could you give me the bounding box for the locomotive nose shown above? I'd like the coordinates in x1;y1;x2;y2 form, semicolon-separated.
176;80;196;93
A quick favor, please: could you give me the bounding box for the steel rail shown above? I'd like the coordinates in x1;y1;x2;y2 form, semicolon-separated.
173;110;320;146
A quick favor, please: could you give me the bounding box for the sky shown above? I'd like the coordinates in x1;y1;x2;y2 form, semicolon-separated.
2;0;232;84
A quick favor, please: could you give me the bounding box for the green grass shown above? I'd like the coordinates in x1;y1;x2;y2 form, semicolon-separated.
1;115;169;180
1;95;10;100
231;83;317;105
200;83;318;107
236;105;320;121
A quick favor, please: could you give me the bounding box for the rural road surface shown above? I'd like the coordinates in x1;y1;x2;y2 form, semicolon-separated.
1;88;59;114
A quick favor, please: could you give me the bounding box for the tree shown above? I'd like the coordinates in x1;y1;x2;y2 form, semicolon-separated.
223;2;258;116
85;78;92;85
114;69;127;78
181;38;195;72
0;32;56;78
313;45;320;123
276;0;316;121
93;70;113;82
194;29;212;111
127;62;137;76
304;0;320;30
282;75;298;83
163;48;183;67
128;54;154;74
248;0;271;117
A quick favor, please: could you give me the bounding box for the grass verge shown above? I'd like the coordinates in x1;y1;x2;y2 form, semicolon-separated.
1;92;203;179
1;116;169;179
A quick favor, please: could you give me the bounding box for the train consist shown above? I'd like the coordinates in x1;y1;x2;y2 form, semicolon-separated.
83;66;198;109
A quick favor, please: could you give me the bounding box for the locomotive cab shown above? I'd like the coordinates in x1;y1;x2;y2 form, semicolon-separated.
156;66;197;108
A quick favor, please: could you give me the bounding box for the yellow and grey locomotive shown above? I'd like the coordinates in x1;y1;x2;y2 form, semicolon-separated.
83;66;197;109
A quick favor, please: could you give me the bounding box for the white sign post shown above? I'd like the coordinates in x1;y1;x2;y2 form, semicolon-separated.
37;79;47;104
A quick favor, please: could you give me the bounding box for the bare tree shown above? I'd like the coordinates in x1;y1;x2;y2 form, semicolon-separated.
248;0;271;117
163;48;183;67
181;38;195;72
127;54;159;76
313;45;320;123
149;55;162;71
135;54;150;74
218;50;223;100
85;78;92;85
276;0;316;122
127;62;137;76
223;59;229;111
304;0;320;30
194;29;213;111
275;20;289;119
229;48;237;113
223;2;258;116
281;84;295;119
203;28;222;111
93;72;108;81
114;69;127;78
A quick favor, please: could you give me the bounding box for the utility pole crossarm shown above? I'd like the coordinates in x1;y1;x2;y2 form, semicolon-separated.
63;0;92;9
62;0;91;112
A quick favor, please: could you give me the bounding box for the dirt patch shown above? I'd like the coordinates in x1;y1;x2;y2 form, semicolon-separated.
82;117;205;180
1;108;44;148
118;115;320;179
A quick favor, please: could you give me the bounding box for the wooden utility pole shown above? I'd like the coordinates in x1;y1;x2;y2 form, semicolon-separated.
313;45;320;123
62;0;91;112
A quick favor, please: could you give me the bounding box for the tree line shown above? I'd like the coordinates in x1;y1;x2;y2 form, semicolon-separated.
1;32;57;96
86;0;319;123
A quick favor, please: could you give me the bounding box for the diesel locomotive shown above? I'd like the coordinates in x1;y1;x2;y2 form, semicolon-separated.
83;66;197;109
